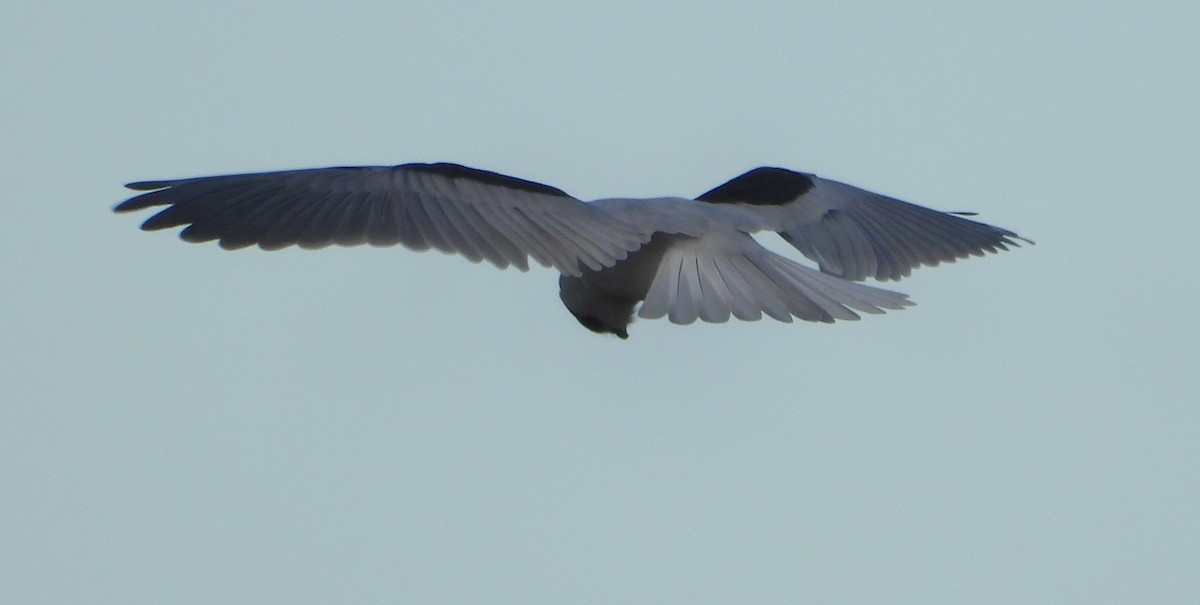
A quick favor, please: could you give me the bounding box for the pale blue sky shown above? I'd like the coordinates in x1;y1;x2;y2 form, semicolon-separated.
2;2;1198;603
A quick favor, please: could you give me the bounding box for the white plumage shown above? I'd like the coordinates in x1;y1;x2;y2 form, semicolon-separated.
115;162;1030;338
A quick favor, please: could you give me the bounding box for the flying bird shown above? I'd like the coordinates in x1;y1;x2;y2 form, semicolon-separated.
114;162;1031;338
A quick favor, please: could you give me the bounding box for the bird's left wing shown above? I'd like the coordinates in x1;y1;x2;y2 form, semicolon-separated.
115;163;647;276
697;167;1031;282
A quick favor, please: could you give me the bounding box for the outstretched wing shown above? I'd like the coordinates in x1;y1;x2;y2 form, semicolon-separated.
115;162;647;276
697;167;1031;281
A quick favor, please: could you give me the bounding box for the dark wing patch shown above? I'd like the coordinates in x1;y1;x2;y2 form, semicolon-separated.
400;162;571;198
696;167;816;206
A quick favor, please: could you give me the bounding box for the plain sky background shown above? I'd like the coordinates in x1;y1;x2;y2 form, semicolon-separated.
2;1;1197;603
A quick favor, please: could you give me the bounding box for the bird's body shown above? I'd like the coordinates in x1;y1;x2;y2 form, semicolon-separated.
115;162;1030;338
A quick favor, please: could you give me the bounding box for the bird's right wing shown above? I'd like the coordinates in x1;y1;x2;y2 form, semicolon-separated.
115;163;648;276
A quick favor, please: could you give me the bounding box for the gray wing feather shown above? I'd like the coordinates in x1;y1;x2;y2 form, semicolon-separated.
774;177;1030;281
116;164;646;276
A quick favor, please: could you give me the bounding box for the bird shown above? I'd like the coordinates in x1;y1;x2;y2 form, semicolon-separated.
114;162;1031;338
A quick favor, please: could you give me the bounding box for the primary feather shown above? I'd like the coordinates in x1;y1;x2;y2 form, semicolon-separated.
115;162;1030;338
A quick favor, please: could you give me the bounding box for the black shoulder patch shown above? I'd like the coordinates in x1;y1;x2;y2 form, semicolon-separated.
400;162;572;198
696;167;815;206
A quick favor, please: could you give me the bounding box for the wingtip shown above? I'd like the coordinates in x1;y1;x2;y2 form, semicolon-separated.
113;191;165;213
125;180;173;191
112;198;144;213
115;179;182;212
1001;230;1036;246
